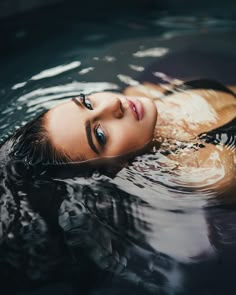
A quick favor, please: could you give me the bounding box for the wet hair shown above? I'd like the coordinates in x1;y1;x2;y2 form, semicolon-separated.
9;112;72;166
6;112;135;177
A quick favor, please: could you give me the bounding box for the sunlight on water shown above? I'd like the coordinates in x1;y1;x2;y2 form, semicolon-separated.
31;61;82;80
133;47;169;58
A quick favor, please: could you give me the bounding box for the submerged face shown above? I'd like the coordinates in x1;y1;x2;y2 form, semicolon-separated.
45;92;157;162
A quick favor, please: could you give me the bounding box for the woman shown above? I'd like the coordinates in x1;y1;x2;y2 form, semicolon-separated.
7;79;236;190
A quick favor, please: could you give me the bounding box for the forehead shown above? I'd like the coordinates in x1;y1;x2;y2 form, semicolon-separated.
45;100;95;161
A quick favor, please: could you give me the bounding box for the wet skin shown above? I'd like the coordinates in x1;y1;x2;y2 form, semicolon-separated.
45;92;157;161
44;86;236;190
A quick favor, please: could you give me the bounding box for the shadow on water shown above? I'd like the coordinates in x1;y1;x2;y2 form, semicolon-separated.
0;8;236;295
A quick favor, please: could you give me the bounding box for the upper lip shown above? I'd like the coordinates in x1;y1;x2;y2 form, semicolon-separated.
126;97;143;121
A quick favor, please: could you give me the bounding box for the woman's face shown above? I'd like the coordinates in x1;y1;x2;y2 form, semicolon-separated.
45;92;157;162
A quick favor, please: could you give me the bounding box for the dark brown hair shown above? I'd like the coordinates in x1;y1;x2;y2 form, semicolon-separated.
10;112;72;166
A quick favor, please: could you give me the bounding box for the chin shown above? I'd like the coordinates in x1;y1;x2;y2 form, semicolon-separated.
141;111;157;144
143;97;158;126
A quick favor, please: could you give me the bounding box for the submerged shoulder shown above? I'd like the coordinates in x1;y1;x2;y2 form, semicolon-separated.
167;142;236;192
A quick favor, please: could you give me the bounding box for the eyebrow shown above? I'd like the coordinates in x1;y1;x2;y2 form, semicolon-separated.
85;121;99;155
71;97;99;155
72;97;82;107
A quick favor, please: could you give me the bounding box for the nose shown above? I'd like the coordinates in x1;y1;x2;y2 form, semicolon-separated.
95;96;123;119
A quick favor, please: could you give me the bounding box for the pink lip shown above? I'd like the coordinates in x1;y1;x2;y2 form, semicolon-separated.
126;97;144;121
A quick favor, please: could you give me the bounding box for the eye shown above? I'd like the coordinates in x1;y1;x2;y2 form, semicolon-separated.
79;93;93;110
95;125;106;146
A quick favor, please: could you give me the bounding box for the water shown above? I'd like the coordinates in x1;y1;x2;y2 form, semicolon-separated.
0;9;236;295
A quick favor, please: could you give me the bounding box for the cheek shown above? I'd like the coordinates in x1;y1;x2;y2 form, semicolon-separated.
110;123;152;155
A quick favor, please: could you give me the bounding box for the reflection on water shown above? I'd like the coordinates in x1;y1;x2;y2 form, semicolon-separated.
0;12;236;295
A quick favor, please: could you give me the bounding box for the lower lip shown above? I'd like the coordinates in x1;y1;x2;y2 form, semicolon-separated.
127;97;144;121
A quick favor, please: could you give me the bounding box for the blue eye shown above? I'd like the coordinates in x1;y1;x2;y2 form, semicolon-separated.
79;93;93;110
84;98;93;110
95;126;106;146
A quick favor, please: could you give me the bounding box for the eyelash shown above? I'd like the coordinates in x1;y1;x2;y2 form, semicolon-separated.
95;125;107;146
79;93;93;110
79;93;107;147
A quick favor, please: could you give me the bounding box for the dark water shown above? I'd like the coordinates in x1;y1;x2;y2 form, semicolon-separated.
0;10;236;295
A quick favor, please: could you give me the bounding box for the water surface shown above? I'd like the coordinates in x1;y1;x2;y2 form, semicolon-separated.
0;11;236;295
